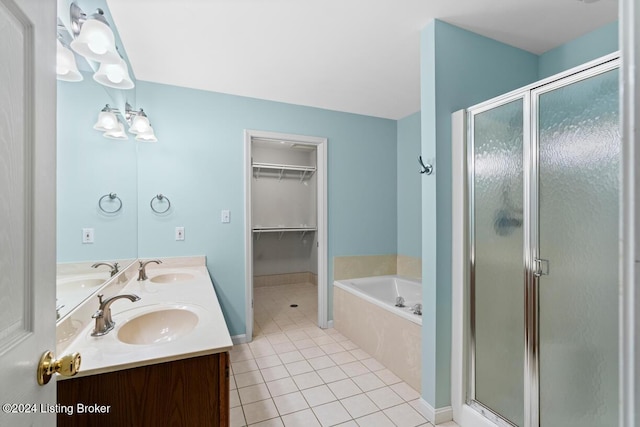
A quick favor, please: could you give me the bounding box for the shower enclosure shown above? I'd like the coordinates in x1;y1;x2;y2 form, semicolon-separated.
466;56;619;427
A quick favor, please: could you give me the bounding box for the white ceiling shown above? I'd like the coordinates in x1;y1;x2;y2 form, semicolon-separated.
106;0;617;120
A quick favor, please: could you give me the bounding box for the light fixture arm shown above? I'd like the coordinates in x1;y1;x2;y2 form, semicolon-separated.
70;3;110;36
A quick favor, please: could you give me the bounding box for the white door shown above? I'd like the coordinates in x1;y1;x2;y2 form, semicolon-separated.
0;0;57;425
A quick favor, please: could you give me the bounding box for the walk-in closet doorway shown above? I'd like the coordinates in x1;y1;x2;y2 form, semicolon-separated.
244;130;328;342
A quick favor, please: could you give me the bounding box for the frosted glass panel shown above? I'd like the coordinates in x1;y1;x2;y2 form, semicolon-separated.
538;69;619;427
472;99;524;427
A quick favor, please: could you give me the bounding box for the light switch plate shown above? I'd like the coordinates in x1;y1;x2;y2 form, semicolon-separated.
221;210;230;223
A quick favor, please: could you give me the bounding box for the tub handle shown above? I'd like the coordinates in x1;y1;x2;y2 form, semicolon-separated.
411;303;422;316
395;296;405;308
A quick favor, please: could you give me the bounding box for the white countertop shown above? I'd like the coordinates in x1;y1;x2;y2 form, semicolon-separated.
56;257;233;379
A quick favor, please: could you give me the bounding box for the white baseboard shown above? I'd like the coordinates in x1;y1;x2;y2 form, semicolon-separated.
412;398;453;425
231;334;248;345
326;320;334;329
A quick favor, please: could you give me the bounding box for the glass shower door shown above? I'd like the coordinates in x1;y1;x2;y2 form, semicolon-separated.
535;67;619;427
470;97;525;427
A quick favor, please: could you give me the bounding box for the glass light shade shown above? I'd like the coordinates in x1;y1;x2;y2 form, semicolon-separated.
93;111;119;131
93;57;134;90
135;126;157;142
129;115;150;134
70;19;120;64
56;40;83;82
104;122;128;140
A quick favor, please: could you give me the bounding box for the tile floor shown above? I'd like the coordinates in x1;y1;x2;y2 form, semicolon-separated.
230;282;458;427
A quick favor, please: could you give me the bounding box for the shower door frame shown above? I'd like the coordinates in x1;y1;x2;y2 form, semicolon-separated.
463;53;620;427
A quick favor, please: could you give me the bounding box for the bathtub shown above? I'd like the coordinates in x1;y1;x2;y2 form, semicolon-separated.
333;275;422;392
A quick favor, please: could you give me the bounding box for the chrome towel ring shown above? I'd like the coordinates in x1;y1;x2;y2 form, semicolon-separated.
150;194;171;214
98;193;122;214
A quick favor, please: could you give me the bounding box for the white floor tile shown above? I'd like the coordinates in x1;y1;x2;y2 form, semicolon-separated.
285;360;314;376
249;417;285;427
233;359;260;374
312;401;352;427
383;403;427;427
294;338;317;350
355;411;395;427
239;383;271;405
236;370;266;388
273;342;298;354
230;389;241;408
312;335;336;346
327;379;363;400
351;373;385;392
256;355;283;369
300;346;326;359
320;342;346;355
365;387;404;410
301;385;337;407
266;377;299;397
231;405;247;427
339;361;369;377
335;422;359;427
292;371;324;390
261;365;291;382
349;350;372;362
244;399;280;425
286;330;310;341
390;382;420;402
281;408;321;427
340;394;379;418
279;350;305;364
329;351;358;366
307;355;336;371
316;366;348;383
266;333;292;345
273;391;310;415
375;369;402;386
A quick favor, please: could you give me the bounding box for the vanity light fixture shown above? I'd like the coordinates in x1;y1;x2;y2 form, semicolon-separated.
56;39;82;82
69;3;119;64
93;54;135;89
103;122;129;140
93;104;120;132
125;103;158;141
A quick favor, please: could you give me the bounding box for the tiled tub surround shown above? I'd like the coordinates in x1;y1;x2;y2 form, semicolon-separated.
333;276;422;392
56;256;233;377
334;255;421;281
254;272;318;287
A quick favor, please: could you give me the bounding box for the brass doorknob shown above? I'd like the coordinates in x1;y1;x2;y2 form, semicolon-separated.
37;350;81;385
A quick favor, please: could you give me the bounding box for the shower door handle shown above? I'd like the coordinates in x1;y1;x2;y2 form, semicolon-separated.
533;258;550;277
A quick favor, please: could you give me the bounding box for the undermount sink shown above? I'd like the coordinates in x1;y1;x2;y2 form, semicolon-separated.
149;273;195;283
58;278;105;292
117;308;199;345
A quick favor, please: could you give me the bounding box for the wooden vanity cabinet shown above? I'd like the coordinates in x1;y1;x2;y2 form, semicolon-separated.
57;352;229;427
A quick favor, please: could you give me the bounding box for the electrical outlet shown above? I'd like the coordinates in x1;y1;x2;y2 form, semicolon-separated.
221;210;230;223
175;226;185;241
82;228;94;244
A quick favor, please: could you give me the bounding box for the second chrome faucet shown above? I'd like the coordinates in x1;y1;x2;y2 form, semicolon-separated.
137;259;162;281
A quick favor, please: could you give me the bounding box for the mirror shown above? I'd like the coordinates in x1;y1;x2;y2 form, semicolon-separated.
56;0;137;320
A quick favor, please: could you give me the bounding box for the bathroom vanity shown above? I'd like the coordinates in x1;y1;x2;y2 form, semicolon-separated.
55;257;232;426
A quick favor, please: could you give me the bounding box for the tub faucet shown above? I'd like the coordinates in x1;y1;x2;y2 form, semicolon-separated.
137;259;162;281
395;296;405;307
411;303;422;316
92;261;120;277
91;293;141;336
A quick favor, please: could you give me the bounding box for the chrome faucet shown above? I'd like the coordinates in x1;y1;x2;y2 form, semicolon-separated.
395;296;405;307
137;259;162;281
92;261;120;277
91;293;141;336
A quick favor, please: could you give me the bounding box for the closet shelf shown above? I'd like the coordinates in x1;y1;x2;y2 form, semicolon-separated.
252;162;316;182
253;226;317;240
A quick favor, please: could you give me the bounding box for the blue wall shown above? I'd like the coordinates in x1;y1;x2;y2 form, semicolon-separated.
397;112;421;258
57;75;138;263
420;20;539;408
135;82;397;336
538;21;618;79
